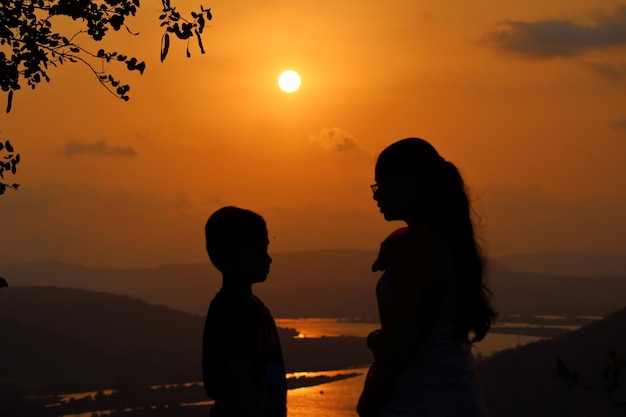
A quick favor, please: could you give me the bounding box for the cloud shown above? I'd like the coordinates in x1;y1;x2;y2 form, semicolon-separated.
585;62;626;80
482;6;626;58
61;139;137;158
611;117;626;130
309;127;360;152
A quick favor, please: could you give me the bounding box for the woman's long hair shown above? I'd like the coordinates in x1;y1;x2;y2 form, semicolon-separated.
376;138;497;342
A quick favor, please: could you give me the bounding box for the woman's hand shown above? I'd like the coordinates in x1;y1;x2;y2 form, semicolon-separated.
366;329;383;358
356;364;384;417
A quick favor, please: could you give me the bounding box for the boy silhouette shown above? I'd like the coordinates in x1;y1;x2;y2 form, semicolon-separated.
202;206;287;417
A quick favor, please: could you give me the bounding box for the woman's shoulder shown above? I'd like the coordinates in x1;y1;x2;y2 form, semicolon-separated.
374;226;449;267
372;228;411;271
395;226;449;268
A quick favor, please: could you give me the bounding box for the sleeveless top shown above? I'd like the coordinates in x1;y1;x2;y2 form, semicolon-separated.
375;260;488;417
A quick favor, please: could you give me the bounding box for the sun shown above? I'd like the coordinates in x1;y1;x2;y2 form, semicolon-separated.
278;70;301;93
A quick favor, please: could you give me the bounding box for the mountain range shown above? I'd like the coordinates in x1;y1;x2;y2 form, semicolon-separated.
495;250;626;277
2;249;626;317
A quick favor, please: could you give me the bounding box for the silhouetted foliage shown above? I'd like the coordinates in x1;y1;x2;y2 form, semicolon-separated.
0;138;19;195
556;349;626;415
0;0;212;112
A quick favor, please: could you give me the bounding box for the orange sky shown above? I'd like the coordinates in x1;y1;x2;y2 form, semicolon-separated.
1;0;626;267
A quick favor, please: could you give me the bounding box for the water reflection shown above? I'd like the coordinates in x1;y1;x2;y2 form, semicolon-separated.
288;367;369;417
276;318;379;338
275;317;590;339
59;389;116;402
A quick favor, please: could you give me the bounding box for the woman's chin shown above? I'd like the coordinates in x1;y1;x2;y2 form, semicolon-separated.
382;210;407;222
382;212;398;221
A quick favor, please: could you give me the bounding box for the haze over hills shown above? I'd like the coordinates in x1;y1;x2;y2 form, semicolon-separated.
495;250;626;277
2;249;626;317
487;261;626;316
0;249;380;318
0;260;218;315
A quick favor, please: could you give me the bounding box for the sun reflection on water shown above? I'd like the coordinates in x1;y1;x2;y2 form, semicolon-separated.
288;367;368;417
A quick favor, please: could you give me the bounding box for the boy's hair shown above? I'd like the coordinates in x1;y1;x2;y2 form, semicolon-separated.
205;206;267;270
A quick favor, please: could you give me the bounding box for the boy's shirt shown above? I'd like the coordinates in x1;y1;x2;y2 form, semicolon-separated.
203;289;287;417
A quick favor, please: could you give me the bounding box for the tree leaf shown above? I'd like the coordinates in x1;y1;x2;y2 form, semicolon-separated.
6;90;13;113
160;33;170;62
136;62;146;75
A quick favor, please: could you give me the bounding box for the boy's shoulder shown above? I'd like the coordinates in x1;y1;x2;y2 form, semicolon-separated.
208;291;267;316
211;289;264;303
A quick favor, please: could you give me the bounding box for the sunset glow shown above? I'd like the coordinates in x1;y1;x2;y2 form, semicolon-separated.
1;0;625;268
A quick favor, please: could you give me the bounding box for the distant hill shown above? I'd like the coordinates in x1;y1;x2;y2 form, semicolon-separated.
479;305;626;416
496;251;626;277
2;286;625;416
0;286;205;395
0;260;218;315
487;262;626;316
0;286;372;397
0;250;381;318
2;249;626;317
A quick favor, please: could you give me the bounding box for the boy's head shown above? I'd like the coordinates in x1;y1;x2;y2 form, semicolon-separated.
205;206;272;284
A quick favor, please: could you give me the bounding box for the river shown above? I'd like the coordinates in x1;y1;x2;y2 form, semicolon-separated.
61;317;582;417
281;317;553;417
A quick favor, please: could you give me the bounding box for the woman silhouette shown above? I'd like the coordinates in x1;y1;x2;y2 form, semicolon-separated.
357;138;497;417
